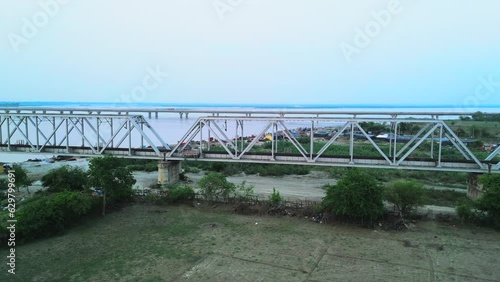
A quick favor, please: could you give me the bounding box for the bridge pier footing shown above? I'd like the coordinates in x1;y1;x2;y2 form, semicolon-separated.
467;173;483;200
158;160;181;185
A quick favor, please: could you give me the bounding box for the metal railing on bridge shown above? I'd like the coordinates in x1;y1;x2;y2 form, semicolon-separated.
1;109;499;173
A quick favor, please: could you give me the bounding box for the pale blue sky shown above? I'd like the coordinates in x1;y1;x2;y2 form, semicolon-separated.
1;0;499;106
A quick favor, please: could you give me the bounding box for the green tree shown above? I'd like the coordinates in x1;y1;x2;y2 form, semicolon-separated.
198;172;235;202
476;174;500;228
7;165;32;193
41;165;88;192
322;169;384;222
385;180;425;217
87;155;136;204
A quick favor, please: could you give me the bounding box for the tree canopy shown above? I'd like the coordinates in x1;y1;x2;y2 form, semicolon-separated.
41;165;88;192
87;155;136;204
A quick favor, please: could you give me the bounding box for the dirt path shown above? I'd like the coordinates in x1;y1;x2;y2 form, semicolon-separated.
186;171;335;201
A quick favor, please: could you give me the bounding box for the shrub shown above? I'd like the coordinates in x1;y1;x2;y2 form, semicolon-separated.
385;180;425;217
167;185;195;204
126;161;157;172
322;169;384;222
233;181;256;202
198;172;235;202
17;191;94;241
476;174;500;228
42;165;88;192
456;199;478;223
269;188;282;204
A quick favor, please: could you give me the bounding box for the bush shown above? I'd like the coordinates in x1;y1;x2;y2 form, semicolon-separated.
269;188;282;204
456;199;478;223
385;180;425;217
476;174;500;228
322;169;384;222
42;165;88;192
233;181;256;202
167;185;195;204
17;191;94;241
198;172;235;202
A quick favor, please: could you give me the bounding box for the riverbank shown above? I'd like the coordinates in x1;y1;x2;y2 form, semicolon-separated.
1;157;465;218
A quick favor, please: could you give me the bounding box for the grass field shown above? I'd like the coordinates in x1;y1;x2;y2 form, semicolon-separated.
1;204;499;281
446;120;500;140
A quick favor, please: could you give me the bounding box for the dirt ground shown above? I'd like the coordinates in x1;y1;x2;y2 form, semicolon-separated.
2;204;499;281
186;170;334;201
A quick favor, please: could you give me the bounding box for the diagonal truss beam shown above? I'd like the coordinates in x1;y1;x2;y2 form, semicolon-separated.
0;112;497;173
355;122;391;165
313;122;351;161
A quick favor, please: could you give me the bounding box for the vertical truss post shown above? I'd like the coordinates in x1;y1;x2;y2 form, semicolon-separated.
430;127;435;159
25;117;29;145
275;122;279;154
35;116;39;150
393;122;398;163
234;120;238;156
240;120;244;153
140;122;144;149
128;119;132;155
81;119;85;147
7;116;10;150
310;120;314;160
110;118;114;148
66;118;69;152
208;120;211;151
271;122;275;160
437;124;443;167
96;117;100;152
349;122;354;164
200;119;203;156
52;117;56;146
388;121;393;158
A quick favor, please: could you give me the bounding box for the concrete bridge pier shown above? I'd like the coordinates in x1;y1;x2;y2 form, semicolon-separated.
158;160;181;185
467;173;483;200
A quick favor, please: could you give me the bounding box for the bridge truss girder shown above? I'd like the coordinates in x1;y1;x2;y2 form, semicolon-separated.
167;116;499;173
0;113;170;157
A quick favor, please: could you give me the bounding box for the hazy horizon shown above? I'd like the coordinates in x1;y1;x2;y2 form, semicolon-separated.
1;1;500;109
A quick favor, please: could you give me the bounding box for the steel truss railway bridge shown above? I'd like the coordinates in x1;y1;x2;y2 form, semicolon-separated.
1;107;499;198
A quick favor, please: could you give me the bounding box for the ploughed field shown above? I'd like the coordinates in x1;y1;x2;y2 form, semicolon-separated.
1;204;499;281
